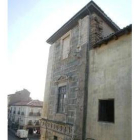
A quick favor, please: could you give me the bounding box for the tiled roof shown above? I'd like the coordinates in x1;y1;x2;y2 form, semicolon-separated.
11;100;43;107
27;100;43;107
92;24;132;48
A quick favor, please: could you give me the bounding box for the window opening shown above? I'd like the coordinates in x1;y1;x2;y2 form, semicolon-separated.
57;86;66;113
98;99;114;123
54;136;58;140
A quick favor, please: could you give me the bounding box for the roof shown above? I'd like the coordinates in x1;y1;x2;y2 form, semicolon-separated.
11;100;43;107
92;24;132;48
47;1;120;44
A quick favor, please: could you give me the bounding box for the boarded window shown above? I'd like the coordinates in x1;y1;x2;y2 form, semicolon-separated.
62;35;70;59
98;99;114;123
57;86;66;113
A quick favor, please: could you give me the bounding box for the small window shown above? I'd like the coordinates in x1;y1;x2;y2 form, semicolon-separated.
62;35;70;59
54;136;58;140
57;86;66;113
98;99;114;123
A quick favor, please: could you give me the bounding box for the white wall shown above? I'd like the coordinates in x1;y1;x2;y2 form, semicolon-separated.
9;105;42;126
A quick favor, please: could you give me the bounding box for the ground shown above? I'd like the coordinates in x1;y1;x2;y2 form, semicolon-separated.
8;129;39;140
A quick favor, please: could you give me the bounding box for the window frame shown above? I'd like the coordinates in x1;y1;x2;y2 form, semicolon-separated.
98;99;115;123
57;85;67;114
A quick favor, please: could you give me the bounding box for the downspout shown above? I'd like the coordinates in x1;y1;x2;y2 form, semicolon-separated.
82;6;91;140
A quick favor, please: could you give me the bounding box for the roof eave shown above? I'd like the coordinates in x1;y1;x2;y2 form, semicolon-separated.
46;1;120;44
92;24;132;48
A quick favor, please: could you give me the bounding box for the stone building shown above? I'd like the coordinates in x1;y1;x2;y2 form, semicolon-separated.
40;1;131;140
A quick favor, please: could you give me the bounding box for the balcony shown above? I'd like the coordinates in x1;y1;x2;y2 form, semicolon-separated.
28;121;32;125
36;112;41;116
35;121;40;126
29;112;41;116
29;112;33;116
21;112;24;115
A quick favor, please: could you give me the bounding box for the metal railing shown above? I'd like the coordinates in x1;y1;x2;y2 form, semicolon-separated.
21;112;24;115
28;121;32;125
29;112;33;116
35;121;40;125
29;112;41;116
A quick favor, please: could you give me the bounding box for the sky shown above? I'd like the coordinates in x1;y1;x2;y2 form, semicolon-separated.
7;0;131;101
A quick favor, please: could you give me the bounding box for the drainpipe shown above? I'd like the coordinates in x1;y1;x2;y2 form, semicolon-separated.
82;5;91;140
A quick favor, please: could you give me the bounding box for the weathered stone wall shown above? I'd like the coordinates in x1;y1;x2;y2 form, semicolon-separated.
90;13;114;46
41;11;117;140
42;44;55;119
42;15;90;140
86;33;132;140
102;21;114;37
41;44;55;140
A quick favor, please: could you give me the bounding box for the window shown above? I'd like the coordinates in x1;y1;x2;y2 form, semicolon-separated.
62;35;70;59
28;120;32;125
98;99;114;123
54;136;58;140
57;86;66;113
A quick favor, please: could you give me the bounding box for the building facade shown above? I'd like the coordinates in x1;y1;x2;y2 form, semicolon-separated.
86;25;132;140
9;100;43;134
40;1;131;140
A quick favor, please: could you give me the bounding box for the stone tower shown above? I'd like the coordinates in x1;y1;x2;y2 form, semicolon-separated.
40;1;119;140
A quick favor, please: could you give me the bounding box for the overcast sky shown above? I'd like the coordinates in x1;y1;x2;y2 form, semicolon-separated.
7;0;131;101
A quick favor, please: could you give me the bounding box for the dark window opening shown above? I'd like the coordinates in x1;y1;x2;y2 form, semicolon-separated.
57;86;66;113
98;99;114;123
54;136;58;140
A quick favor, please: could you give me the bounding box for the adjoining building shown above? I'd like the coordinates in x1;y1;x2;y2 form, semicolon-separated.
8;100;43;135
8;89;32;122
40;1;131;140
86;25;132;140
